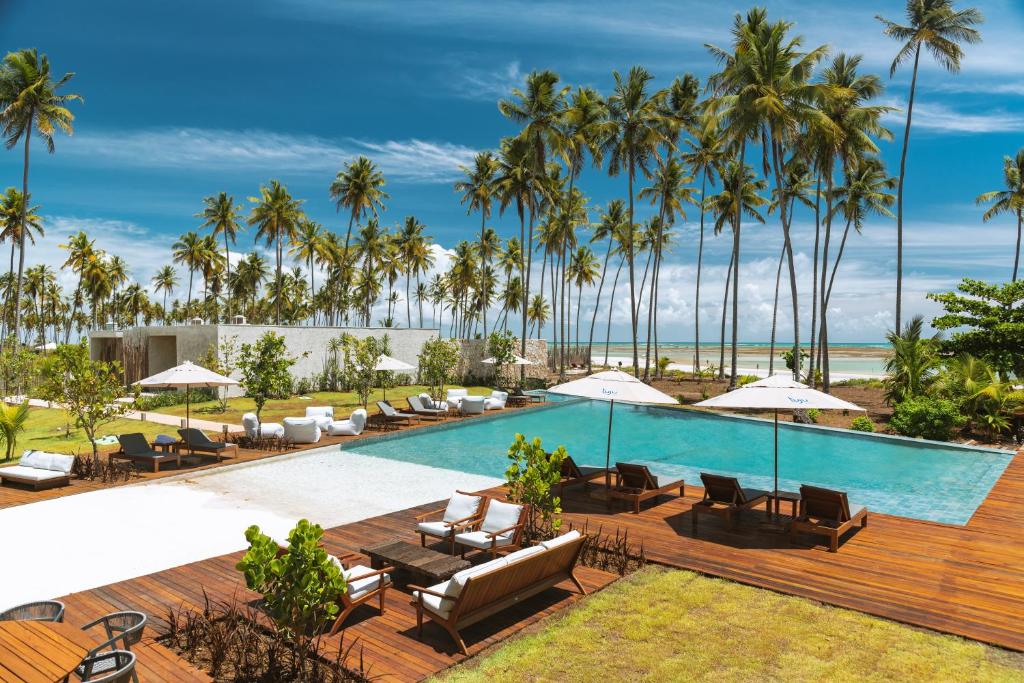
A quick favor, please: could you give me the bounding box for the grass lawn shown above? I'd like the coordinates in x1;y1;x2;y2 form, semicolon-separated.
438;567;1024;682
0;406;169;462
155;384;495;425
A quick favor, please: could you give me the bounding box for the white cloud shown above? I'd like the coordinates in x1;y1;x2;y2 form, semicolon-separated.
452;61;526;101
881;99;1024;134
61;128;479;183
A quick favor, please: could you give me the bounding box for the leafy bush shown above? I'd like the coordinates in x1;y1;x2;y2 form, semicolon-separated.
889;397;967;441
850;416;875;432
293;376;314;396
833;378;885;389
238;332;297;422
505;434;566;539
136;388;217;411
236;520;347;641
737;374;760;386
806;408;820;423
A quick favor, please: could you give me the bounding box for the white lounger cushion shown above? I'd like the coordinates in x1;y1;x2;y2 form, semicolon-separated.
416;521;453;538
419;393;448;411
540;529;582;551
241;413;284;439
305;407;334;430
454;530;515;549
328;409;367;436
504;545;545;563
0;465;69;482
283;417;321;444
444;492;484;523
484;391;508;410
413;582;456;619
481;500;523;534
342;564;389;600
460;396;485;415
445;556;509;597
20;450;74;474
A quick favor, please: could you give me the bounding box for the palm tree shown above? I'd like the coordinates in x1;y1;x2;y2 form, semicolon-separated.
0;188;42;337
398;218;433;327
707;160;767;385
567;246;599;348
330;156;389;255
354;219;388;324
527;294;550;337
196;235;224;319
976;149;1024;282
883;315;940;404
172;231;202;312
455;151;499;335
234;252;269;319
58;230;94;339
151;265;178;323
586;200;625;371
288;219;328;322
248;179;304;324
0;48;81;342
197;192;243;316
877;0;983;331
605;66;667;376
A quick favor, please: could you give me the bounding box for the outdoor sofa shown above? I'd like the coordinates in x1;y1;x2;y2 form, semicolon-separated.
0;450;74;490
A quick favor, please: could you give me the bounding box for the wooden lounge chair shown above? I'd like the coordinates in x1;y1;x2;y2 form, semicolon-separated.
410;531;587;654
691;473;771;533
407;395;446;420
177;428;238;461
790;484;868;552
608;462;685;514
110;433;181;473
453;500;530;559
558;455;609;496
376;400;416;426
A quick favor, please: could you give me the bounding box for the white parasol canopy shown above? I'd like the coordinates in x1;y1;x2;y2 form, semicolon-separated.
548;370;679;486
481;355;533;365
135;362;238;440
374;355;415;372
695;374;864;515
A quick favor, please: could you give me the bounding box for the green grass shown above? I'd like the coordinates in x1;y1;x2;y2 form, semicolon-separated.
0;406;169;462
437;567;1024;683
155;384;495;426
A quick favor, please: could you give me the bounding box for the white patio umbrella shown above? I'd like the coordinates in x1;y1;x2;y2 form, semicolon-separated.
694;373;864;506
134;361;239;445
548;370;678;486
481;355;532;365
374;355;415;400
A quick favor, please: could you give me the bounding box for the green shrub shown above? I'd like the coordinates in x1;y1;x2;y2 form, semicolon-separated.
850;416;875;432
737;374;760;386
889;397;967;441
806;408;820;423
505;434;566;539
236;519;347;641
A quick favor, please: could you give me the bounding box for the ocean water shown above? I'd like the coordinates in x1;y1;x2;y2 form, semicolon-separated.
343;399;1012;525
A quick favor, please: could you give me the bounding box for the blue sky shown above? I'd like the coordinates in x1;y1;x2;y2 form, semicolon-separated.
2;0;1024;342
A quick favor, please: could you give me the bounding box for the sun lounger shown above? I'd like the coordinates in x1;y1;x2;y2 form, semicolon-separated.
790;484;868;552
304;406;335;430
377;400;416;426
453;499;529;559
558;455;610;495
242;413;284;441
110;433;181;473
410;530;587;655
691;472;771;533
483;391;508;410
177;428;237;460
0;451;74;491
327;408;367;436
608;462;685;514
415;491;487;554
407;395;446;420
418;393;450;413
283;417;321;444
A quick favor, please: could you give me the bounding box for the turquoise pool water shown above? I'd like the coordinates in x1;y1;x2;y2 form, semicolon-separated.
342;400;1014;525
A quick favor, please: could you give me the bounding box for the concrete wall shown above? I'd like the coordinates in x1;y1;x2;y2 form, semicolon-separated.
458;338;548;384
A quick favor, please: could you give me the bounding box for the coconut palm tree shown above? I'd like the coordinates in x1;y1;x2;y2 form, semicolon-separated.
454;151;499;335
0;48;81;341
172;231;203;312
234;251;269;320
976;148;1024;282
197;192;243;316
567;245;599;348
289;219;328;322
248;179;304;324
586;200;626;371
877;0;983;331
354;218;388;324
330;156;389;256
707;160;768;386
0;188;42;337
151;265;178;324
58;230;94;339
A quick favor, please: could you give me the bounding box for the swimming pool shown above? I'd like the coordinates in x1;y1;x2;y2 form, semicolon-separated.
342;400;1015;525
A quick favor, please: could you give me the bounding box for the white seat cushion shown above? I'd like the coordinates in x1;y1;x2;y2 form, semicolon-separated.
454;530;514;549
443;492;483;523
540;530;582;551
0;465;68;482
417;521;453;538
328;420;358;436
412;581;456;619
504;545;545;563
258;422;285;438
305;406;334;419
342;564;389;600
446;557;509;596
480;500;524;535
20;450;74;474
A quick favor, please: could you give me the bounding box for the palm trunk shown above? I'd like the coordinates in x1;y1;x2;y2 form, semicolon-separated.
694;169;708;377
1014;209;1022;283
719;251;734;380
643;198;667;381
729;142;746;388
587;232;614;373
824;216;855;315
895;45;922;334
808;175;822;387
12;110;33;343
771;139;801;381
604;254;625;366
768;243;785;375
224;234;232;318
478;212;486;337
627;160;639;375
819;165;836;392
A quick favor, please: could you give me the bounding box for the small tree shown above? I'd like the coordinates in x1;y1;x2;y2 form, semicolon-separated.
928;278;1024;378
505;433;566;539
238;332;296;424
0;400;30;461
418;337;460;400
338;334;387;408
486;329;518;388
236;519;347;644
198;335;239;413
38;341;133;462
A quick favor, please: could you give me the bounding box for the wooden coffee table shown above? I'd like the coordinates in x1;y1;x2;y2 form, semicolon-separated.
361;538;471;586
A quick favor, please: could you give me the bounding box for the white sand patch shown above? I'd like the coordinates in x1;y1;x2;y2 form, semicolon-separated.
0;449;500;610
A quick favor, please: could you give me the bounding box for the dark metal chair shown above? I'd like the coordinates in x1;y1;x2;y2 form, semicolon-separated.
0;600;65;622
77;650;137;682
77;611;146;683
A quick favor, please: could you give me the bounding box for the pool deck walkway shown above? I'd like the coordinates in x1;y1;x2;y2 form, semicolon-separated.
48;448;1024;681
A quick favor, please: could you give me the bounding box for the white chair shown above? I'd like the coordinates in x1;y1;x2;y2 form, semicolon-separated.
415;491;486;554
304;406;334;430
419;393;449;413
483;390;508;410
454;499;528;559
445;388;469;410
241;413;285;440
0;451;74;491
460;396;485;415
327;409;367;436
283;417;321;444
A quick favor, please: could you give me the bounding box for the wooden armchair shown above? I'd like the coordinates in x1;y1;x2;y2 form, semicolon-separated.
415;491;488;554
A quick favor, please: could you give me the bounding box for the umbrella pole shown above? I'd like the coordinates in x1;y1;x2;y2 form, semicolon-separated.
187;384;193;457
605;399;614;489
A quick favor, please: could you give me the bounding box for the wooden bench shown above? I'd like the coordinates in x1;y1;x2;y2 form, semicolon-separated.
410;531;587;654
